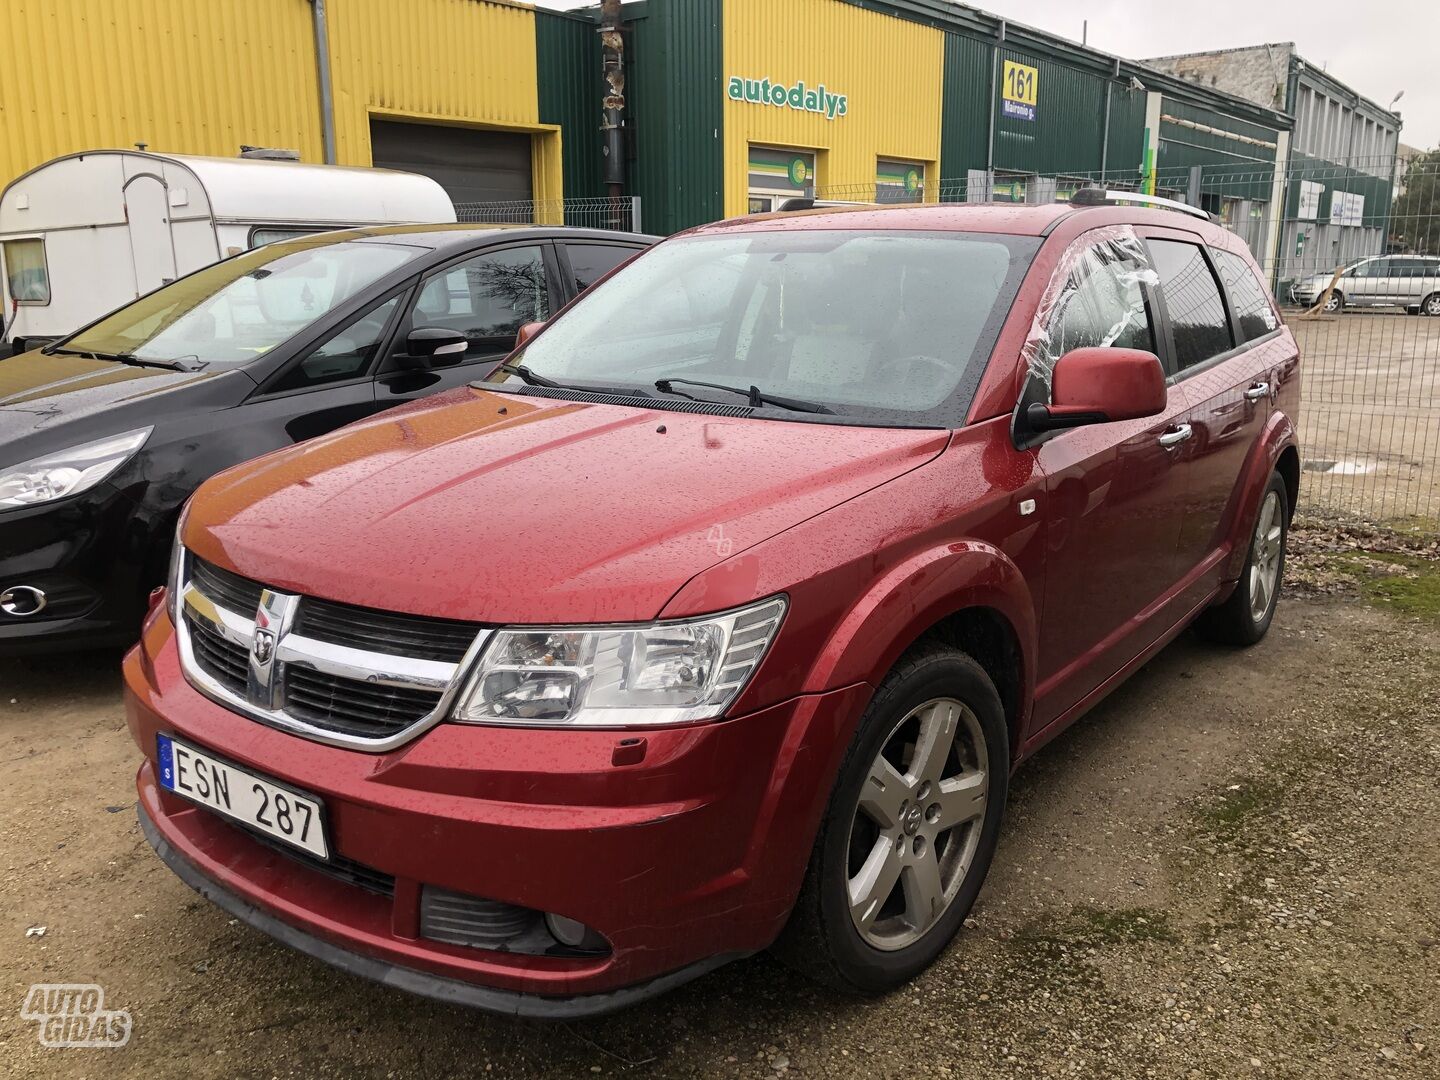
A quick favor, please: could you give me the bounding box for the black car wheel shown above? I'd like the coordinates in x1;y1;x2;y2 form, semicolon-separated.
1194;471;1289;646
776;642;1008;993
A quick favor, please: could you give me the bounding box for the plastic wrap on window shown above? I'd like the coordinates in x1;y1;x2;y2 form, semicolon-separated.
1021;224;1159;389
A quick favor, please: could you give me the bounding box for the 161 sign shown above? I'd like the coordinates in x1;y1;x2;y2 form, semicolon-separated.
1002;60;1038;122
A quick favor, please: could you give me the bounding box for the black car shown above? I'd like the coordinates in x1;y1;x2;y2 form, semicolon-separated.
0;223;655;654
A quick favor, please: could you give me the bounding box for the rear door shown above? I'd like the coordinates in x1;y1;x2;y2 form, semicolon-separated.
1147;236;1285;611
375;240;563;407
123;175;178;295
1348;257;1390;307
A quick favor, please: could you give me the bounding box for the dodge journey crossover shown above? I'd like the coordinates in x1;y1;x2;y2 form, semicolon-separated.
126;194;1300;1017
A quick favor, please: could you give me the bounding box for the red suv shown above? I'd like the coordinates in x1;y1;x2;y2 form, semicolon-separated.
126;196;1300;1017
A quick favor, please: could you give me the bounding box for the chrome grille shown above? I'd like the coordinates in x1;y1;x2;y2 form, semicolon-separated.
188;617;249;696
284;665;444;739
191;558;264;616
293;597;478;662
177;555;489;751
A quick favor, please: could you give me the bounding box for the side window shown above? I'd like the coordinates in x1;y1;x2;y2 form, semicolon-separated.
412;245;549;358
1147;239;1233;371
270;294;401;393
1212;249;1279;343
1049;255;1156;360
1352;258;1389;279
567;244;638;292
3;239;50;304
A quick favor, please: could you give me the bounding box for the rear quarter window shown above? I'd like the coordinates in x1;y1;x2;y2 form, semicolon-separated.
1212;248;1279;343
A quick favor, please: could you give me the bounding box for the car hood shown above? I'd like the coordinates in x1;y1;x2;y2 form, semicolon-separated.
185;387;950;624
0;350;249;463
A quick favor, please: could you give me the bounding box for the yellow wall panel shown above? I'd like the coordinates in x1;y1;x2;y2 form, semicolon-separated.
722;0;944;217
326;0;541;167
0;0;323;185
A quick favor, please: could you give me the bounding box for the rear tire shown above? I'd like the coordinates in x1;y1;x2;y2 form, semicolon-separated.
1422;292;1440;317
1194;472;1289;646
774;642;1009;993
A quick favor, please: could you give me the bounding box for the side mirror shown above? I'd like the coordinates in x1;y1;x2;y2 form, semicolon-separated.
1022;347;1167;436
514;321;545;349
396;327;468;370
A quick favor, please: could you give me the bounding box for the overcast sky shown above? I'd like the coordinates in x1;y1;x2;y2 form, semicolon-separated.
534;0;1437;149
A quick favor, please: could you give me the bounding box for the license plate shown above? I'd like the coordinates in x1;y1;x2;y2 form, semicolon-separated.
156;734;329;859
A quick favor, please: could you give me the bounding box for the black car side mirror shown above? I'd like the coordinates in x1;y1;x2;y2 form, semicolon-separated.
396;327;468;370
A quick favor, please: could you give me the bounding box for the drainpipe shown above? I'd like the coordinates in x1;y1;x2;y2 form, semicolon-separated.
309;0;338;164
600;0;626;203
1101;81;1113;178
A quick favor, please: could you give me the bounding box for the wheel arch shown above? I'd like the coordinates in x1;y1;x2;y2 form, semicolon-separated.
1218;413;1299;584
802;541;1038;761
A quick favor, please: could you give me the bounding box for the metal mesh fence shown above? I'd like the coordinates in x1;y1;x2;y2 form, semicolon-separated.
453;196;643;233
814;155;1440;525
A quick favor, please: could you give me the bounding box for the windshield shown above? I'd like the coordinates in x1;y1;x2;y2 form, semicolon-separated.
500;229;1039;425
63;238;424;366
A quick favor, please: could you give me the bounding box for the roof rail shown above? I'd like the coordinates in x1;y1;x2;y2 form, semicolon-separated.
1069;188;1212;221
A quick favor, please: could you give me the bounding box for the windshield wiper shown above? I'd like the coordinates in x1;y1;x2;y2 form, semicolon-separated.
654;377;834;414
44;346;200;372
494;362;650;399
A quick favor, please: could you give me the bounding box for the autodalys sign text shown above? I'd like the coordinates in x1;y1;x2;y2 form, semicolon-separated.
727;76;848;120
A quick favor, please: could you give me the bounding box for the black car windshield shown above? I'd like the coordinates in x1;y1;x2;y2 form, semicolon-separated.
63;238;424;366
501;229;1039;425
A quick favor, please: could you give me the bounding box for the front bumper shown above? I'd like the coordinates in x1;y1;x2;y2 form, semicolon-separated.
126;612;871;1012
0;484;155;654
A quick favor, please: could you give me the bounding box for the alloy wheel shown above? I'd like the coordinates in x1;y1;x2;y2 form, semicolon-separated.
1425;294;1440;317
845;697;988;951
1248;490;1284;621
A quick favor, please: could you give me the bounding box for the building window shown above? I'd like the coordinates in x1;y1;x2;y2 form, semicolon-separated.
876;159;925;203
3;239;49;305
991;171;1031;203
747;146;815;213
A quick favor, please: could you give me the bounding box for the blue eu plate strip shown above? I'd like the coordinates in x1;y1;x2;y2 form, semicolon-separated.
156;733;175;790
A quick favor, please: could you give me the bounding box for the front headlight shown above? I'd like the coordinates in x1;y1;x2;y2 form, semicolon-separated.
452;596;787;728
0;428;152;509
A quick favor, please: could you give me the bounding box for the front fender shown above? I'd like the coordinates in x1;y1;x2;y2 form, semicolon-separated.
1219;409;1298;585
801;540;1037;709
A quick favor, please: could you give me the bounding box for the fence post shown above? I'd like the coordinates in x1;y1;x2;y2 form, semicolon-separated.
631;195;642;235
1261;130;1290;287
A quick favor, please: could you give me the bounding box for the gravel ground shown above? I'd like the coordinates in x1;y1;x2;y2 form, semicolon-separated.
2;546;1437;1078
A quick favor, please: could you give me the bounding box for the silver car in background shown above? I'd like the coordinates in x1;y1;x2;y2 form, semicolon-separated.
1290;255;1440;315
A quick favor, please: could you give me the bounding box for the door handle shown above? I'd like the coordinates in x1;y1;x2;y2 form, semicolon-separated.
1243;382;1271;400
1158;424;1193;447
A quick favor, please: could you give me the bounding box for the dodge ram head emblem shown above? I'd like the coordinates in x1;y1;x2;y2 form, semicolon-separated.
251;629;275;665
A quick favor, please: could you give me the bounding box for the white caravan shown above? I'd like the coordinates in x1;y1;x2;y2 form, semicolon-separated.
0;150;455;351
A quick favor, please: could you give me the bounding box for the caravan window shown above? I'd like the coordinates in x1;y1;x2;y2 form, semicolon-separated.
250;226;331;248
4;239;50;304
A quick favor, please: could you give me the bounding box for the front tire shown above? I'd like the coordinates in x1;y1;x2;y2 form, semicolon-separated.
776;643;1009;993
1321;290;1344;314
1194;472;1289;646
1422;292;1440;317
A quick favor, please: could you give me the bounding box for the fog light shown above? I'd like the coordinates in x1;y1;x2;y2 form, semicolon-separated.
544;912;607;952
0;585;47;617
